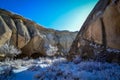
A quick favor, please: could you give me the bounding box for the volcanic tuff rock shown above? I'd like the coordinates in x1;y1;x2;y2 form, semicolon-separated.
0;9;78;58
0;16;12;48
68;0;120;63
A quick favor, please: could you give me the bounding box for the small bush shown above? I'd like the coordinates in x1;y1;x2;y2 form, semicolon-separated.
34;60;120;80
46;44;58;56
0;43;21;59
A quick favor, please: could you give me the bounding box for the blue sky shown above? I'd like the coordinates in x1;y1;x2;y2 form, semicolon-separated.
0;0;98;31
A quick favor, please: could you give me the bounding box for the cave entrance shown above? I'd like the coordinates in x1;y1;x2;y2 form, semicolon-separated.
31;52;45;59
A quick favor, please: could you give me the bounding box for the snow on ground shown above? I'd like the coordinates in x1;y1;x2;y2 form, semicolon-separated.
0;57;66;80
0;57;120;80
35;60;120;80
0;64;12;80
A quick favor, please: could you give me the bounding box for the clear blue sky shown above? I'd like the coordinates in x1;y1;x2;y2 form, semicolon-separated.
0;0;98;31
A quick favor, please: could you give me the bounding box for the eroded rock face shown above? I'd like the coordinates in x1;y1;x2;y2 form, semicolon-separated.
14;19;30;48
1;14;17;46
68;0;120;63
0;16;12;47
21;22;45;57
0;9;77;58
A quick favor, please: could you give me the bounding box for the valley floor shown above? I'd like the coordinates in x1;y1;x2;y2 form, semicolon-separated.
0;57;120;80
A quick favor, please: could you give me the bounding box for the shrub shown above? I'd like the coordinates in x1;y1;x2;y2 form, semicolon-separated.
34;60;120;80
0;43;21;59
46;44;58;56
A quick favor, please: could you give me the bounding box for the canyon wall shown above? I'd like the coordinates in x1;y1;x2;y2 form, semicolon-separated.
68;0;120;63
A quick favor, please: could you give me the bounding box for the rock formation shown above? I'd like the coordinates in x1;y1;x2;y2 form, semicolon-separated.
68;0;120;63
0;16;12;48
0;9;78;58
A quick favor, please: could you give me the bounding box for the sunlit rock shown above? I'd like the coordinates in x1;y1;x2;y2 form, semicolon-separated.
68;0;120;63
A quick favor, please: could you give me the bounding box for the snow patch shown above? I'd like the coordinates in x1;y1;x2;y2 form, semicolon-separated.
46;44;58;56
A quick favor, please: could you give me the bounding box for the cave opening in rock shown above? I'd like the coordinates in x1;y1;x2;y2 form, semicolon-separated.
31;53;45;59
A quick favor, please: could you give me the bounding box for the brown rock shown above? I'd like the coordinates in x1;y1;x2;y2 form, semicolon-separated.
14;19;30;48
103;2;120;49
0;16;12;47
68;0;120;63
1;14;17;46
21;22;45;57
83;18;102;44
0;8;77;58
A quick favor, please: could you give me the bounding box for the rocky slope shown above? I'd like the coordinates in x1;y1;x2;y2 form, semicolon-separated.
68;0;120;63
0;9;78;58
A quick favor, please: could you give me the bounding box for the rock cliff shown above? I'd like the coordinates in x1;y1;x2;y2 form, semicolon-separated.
68;0;120;63
0;9;78;58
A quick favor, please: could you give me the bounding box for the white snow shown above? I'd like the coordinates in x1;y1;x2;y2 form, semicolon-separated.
0;43;21;58
46;44;58;56
13;67;28;73
35;60;120;80
0;57;120;80
13;70;39;80
0;65;12;74
106;48;120;53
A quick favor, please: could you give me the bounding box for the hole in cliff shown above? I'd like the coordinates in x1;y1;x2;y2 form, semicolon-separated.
15;54;28;59
31;53;45;59
15;52;46;59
